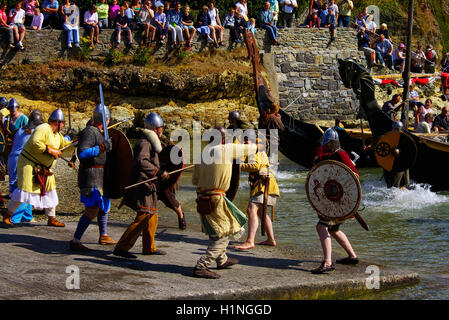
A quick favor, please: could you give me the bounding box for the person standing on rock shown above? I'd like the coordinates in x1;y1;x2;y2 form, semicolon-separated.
192;126;257;279
311;128;359;274
5;110;43;225
113;112;169;259
69;105;117;252
2;108;71;228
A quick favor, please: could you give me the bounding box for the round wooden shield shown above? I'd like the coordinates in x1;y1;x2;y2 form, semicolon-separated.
226;163;241;201
158;144;184;191
374;131;417;172
306;160;362;222
104;128;134;199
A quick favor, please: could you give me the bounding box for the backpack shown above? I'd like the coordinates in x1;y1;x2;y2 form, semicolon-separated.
425;49;435;62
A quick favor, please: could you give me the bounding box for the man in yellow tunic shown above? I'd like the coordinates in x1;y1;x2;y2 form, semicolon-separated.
192;126;257;279
3;109;72;227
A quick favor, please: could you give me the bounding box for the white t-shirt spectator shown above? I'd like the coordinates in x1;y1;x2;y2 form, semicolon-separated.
281;0;297;14
208;8;218;26
329;4;339;15
365;20;377;32
235;2;247;18
84;10;98;25
9;8;25;24
31;13;44;29
416;121;431;133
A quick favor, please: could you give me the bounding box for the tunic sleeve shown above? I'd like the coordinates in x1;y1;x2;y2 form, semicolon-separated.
135;140;159;178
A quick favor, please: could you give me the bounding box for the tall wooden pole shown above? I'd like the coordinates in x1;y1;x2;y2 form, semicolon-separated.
402;0;414;131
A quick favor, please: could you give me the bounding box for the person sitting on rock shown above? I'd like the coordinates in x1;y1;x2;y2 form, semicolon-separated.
41;0;59;29
138;0;155;45
0;2;15;49
115;5;133;47
357;27;375;67
375;33;393;69
152;4;166;44
29;7;44;30
8;1;26;50
181;4;196;49
196;5;214;44
84;4;100;48
258;1;280;45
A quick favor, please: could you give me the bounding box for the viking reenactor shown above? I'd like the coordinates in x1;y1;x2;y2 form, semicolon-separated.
192;126;257;279
311;128;359;274
158;135;187;230
3;108;71;228
227;111;247;130
69;105;117;252
113;112;169;259
0;97;8;119
383;120;410;189
235;136;279;250
3;98;28;140
4;110;44;226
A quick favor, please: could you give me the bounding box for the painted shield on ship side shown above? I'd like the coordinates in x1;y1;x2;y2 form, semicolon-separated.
374;131;417;173
306;160;361;222
158;144;184;191
104;128;134;199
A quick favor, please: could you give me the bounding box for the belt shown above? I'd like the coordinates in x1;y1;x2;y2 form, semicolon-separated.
89;165;104;169
199;189;226;198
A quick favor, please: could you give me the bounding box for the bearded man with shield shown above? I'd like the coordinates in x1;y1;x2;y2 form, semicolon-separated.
309;128;360;274
3;109;71;227
69;105;117;252
113;112;170;259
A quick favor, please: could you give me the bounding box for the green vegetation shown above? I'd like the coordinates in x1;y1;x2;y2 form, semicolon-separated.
133;47;153;66
104;48;125;66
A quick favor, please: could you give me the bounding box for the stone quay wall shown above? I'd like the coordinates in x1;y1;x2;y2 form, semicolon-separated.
0;27;365;121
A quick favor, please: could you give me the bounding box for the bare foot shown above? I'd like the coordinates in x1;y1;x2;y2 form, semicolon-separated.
234;242;255;250
258;240;277;247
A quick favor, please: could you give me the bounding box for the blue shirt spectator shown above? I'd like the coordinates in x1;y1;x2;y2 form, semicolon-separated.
125;7;134;22
167;8;182;26
42;0;59;20
376;37;393;55
320;7;328;27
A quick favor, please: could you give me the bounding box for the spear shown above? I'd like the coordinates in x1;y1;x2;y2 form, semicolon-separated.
124;165;195;190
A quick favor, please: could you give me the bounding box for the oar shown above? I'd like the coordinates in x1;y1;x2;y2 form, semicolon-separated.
124;165;195;190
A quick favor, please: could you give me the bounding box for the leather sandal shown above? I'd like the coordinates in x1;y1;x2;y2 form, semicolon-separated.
311;262;335;274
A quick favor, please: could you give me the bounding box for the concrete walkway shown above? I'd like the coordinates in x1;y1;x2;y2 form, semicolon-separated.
0;221;419;300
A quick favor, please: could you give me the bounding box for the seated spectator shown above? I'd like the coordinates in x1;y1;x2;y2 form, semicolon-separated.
0;2;15;48
131;0;141;18
325;7;336;40
328;0;338;21
115;6;132;47
409;84;425;114
181;5;196;49
62;1;79;47
258;1;279;45
338;0;353;28
163;1;170;35
319;2;328;28
247;17;256;34
124;1;136;29
235;0;248;22
361;7;369;21
84;5;99;48
109;0;120;28
375;34;393;69
223;7;235;30
441;52;449;73
357;27;375;66
24;0;39;27
41;0;59;29
382;94;402;121
267;0;279;26
433;107;449;132
424;98;435;116
9;1;26;50
167;1;184;47
309;0;321;14
232;10;246;43
411;44;425;73
416;113;434;133
96;0;109;31
152;4;166;44
306;11;320;28
376;23;391;42
424;44;438;74
29;7;43;30
393;43;406;72
208;1;224;47
364;15;376;34
354;12;365;31
138;1;155;45
280;0;297;28
196;5;214;45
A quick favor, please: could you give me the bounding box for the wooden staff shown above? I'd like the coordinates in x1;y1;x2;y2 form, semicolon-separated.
124;165;195;190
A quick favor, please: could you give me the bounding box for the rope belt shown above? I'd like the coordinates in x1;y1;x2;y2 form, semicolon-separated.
198;189;226;198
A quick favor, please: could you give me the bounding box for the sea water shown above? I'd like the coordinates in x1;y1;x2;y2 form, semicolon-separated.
173;156;449;299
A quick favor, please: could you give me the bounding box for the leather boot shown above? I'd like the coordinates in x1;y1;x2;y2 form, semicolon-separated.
2;214;14;227
178;214;187;230
99;235;118;245
47;217;65;227
217;257;239;269
69;240;92;252
193;267;221;279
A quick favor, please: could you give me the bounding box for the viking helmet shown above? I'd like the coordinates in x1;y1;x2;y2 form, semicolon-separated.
144;112;164;130
7;98;19;111
48;108;65;122
93;104;111;123
0;97;8;108
322;128;339;146
228;111;241;121
27;110;44;129
392;120;404;131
